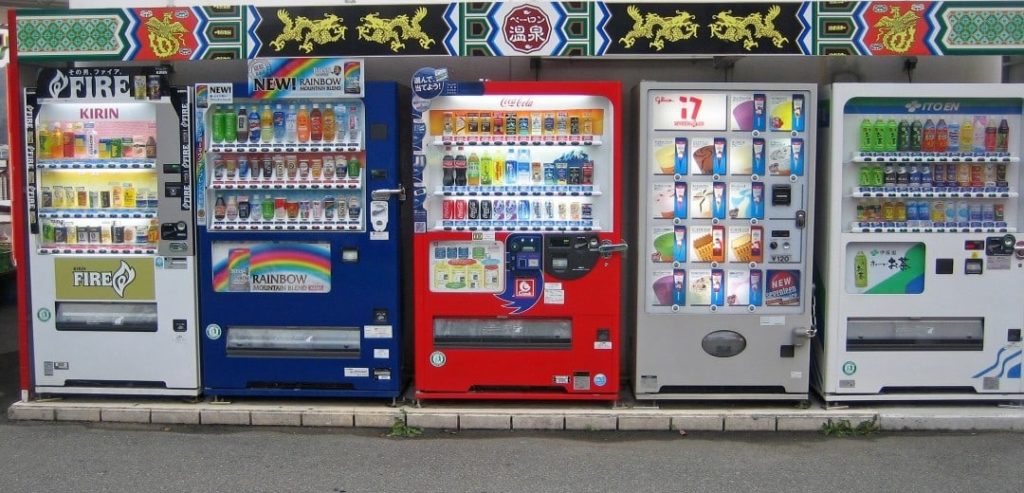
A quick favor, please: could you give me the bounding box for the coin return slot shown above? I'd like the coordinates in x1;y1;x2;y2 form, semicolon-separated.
342;248;359;262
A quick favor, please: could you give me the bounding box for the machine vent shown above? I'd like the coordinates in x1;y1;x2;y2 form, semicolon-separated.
658;385;788;394
64;380;167;388
247;382;356;391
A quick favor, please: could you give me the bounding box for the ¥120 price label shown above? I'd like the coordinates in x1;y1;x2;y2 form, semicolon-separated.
649;92;728;131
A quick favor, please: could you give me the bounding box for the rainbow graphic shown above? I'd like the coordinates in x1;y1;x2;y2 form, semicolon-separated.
248;58;362;100
195;84;208;108
212;242;331;293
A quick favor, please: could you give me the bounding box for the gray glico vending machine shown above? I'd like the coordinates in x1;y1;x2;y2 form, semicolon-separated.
633;82;817;401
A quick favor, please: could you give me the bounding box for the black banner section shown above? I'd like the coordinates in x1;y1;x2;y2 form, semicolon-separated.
254;5;449;57
36;67;171;101
604;3;804;55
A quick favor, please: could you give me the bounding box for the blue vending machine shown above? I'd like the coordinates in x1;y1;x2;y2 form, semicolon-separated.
194;61;402;398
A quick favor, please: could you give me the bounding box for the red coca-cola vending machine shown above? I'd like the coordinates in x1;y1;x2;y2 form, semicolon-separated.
411;72;624;400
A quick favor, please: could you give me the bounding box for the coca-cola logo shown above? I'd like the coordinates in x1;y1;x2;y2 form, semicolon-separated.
499;97;534;108
503;5;551;54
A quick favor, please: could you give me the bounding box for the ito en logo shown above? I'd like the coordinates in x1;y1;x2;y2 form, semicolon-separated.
842;361;858;376
72;260;137;298
503;5;551;54
48;71;69;99
905;100;960;113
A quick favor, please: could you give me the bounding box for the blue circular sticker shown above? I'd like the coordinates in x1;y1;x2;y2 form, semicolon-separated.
594;373;607;387
412;67;444;100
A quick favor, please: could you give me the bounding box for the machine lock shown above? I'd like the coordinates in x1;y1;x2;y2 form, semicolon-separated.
371;185;406;202
791;326;816;346
590;239;629;258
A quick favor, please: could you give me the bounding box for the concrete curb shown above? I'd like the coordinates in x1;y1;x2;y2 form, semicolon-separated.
9;400;1023;431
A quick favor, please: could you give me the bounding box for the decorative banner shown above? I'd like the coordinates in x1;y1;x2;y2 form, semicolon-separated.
765;269;801;306
845;242;926;294
54;258;155;301
14;2;1024;60
211;242;331;293
248;57;364;99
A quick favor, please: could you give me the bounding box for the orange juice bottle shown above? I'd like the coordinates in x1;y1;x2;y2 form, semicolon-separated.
322;104;336;142
296;104;310;143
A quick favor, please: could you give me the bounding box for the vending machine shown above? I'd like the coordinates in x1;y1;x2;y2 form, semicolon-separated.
816;83;1024;403
411;74;625;400
633;82;817;401
24;67;198;396
194;60;403;398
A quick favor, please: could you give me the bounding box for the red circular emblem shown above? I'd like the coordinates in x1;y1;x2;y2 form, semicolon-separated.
503;5;551;54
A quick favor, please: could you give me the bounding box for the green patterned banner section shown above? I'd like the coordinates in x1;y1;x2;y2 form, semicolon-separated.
13;2;1024;60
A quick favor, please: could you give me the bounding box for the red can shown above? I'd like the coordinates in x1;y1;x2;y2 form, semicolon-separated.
442;199;453;219
454;199;467;220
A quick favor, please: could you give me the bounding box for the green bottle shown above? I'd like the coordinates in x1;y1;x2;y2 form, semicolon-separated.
854;251;868;288
859;118;874;152
858;165;872;187
347;155;361;178
873;118;886;152
261;194;274;220
885;118;898;152
212;106;225;143
871;165;884;187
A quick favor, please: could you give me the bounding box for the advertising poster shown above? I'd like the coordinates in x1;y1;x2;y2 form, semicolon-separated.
211;241;331;293
765;269;800;306
55;258;155;301
429;240;504;293
248;57;364;99
845;242;926;294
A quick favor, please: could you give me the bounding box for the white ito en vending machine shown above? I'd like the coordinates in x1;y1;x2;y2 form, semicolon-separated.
815;83;1024;403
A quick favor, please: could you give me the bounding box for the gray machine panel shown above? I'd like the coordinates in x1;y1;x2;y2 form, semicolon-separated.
633;82;817;400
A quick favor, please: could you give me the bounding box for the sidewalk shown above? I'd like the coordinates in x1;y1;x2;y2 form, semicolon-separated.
8;390;1024;432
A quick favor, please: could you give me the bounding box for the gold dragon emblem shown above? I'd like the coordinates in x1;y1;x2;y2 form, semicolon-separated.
618;5;700;51
269;9;347;54
874;6;920;54
708;5;789;51
146;13;187;58
356;7;435;53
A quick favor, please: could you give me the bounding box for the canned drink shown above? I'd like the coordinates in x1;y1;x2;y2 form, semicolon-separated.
335;155;348;178
518;199;530;219
570;202;581;220
337;196;348;219
348;197;360;220
480;199;492;220
944;201;956;222
531;162;542;183
89;191;99;208
570;116;580;135
930;201;944;222
323;196;336;219
970;204;983;221
505;199;517;221
468;199;480;220
970;163;984;187
100;191;111;208
133;75;146;99
931;163;944;187
110;138;122;158
543;162;556;185
581;203;593;220
545;200;554;219
146;75;161;100
454;199;467;220
41;187;52;208
518;117;530;136
530;113;542;137
995;203;1005;221
466;112;479;135
957;162;971;187
442;112;454;136
582;161;594;185
54;223;67;243
556;112;568;135
299;159;310;179
480;112;492;134
442;199;454;219
944;163;956;187
532;200;541;219
505;112;517;136
984;163;996;186
112;224;124;243
493;199;504;221
996;163;1008;186
88;226;100;244
983;204;995;222
917;201;930;223
568;166;582;185
557;202;567;220
957;201;970;223
556;161;569;185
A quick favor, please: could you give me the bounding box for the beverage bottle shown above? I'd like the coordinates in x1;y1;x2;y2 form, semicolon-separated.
335;105;348;141
960;118;974;152
885;118;898;151
212;107;225;143
73;122;86;158
480;151;494;186
146;136;157;158
493;153;505;185
147;219;159;244
858;165;871;187
262;194;274;220
63;123;75;158
272;104;286;143
517;148;531;185
922;118;936;152
467;152;480;186
236;106;249;143
47;123;60;159
883;163;896;187
947;121;961;152
123;182;136;208
872;117;886;152
997;118;1009;153
505;149;517;186
296;104;310;143
871;165;884;187
935;119;948;152
345;155;359;178
442;155;455;186
286;104;298;143
237;195;251;220
85;122;99;158
260;105;273;143
854;251;868;288
322;104;336;142
248;105;261;144
38;125;50;159
897;119;911;151
910;120;923;151
310;103;323;142
347;104;360;142
859;118;873;152
985;118;997;152
454;154;467;186
920;163;932;187
226;196;238;220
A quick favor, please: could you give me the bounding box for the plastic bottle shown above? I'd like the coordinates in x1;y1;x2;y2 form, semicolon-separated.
885;118;898;152
248;105;261;144
480;151;494;186
347;155;360;178
296;104;310;143
236;106;249;143
272;104;286;143
467;152;480;186
212;107;225;143
922;118;936;152
910;120;923;152
897;119;911;152
260;105;273;143
226;195;238;220
123;182;136;208
859;118;873;152
960;118;974;152
947;121;961;152
310;103;323;142
62;123;75;158
997;118;1010;153
85;122;99;158
935;119;948;153
262;194;274;220
517;148;531;185
335;105;348;142
872;117;886;152
493;152;505;185
505;148;517;186
322;104;336;142
286;104;298;143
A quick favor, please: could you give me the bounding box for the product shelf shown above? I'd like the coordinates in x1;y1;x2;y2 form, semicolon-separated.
434;185;600;197
431;136;600;147
208;220;361;231
209;142;362;154
850;187;1016;199
209;178;362;190
38;245;156;255
433;220;599;232
849;221;1015;234
36;159;157;170
851;152;1018;163
38;208;158;219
